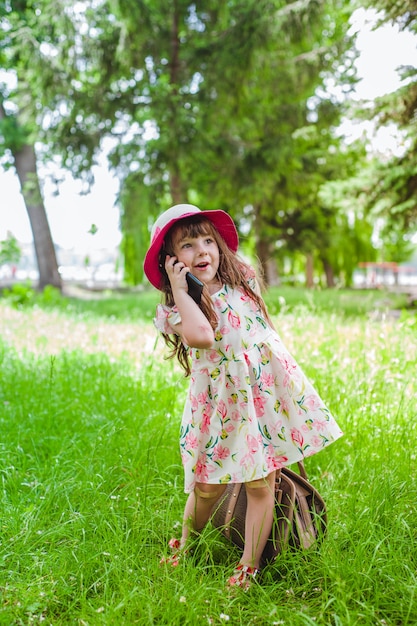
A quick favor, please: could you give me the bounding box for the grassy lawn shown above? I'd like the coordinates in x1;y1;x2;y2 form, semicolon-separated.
0;286;416;624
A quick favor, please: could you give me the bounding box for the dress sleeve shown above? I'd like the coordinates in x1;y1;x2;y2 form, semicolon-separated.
243;266;257;291
154;304;182;334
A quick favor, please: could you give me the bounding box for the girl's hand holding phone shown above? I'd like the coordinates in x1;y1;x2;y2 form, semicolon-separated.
164;255;187;289
165;255;203;304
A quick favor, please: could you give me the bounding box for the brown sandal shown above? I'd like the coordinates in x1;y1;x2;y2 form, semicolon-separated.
227;564;260;591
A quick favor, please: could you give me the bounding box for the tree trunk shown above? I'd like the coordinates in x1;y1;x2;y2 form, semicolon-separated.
0;100;61;291
13;143;62;291
253;204;280;286
322;259;335;288
168;1;184;205
170;165;183;204
305;252;314;288
265;258;280;286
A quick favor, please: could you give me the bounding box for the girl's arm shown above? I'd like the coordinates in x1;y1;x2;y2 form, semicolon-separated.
165;255;215;349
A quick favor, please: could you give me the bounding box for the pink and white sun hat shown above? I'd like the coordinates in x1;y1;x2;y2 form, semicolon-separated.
143;204;239;290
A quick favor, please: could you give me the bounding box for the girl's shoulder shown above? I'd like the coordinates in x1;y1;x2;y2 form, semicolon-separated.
241;264;256;280
240;264;257;290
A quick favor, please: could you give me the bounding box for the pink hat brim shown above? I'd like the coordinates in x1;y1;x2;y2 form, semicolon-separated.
143;208;238;290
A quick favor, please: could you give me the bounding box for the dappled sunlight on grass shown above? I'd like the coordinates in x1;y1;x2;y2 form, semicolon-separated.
1;303;165;367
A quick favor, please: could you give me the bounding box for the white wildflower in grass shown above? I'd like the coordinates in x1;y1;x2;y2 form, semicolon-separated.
219;614;230;621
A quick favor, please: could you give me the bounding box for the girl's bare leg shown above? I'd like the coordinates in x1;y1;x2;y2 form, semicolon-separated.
240;471;276;569
180;483;226;546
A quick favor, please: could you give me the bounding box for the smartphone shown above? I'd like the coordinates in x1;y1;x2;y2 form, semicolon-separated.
186;272;204;304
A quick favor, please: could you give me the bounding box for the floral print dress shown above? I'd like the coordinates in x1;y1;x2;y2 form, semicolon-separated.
155;281;343;494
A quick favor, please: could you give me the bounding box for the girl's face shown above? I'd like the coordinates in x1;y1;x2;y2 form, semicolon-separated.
171;226;220;293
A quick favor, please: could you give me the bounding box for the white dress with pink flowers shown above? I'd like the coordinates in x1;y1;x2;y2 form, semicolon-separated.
154;282;343;494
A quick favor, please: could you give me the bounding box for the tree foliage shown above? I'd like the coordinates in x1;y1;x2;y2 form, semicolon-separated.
359;0;417;241
1;0;367;287
101;0;359;284
0;232;21;266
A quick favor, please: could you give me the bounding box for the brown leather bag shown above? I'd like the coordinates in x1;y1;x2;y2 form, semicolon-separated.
211;463;327;566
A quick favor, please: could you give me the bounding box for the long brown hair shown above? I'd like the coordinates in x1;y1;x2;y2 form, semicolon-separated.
158;215;272;376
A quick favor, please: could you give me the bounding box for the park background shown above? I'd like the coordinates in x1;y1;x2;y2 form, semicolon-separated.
1;1;417;625
1;1;417;291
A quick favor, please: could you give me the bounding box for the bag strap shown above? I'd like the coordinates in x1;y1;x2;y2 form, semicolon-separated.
276;461;308;485
297;461;308;481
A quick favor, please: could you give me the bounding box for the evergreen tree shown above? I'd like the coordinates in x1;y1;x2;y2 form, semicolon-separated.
359;1;417;246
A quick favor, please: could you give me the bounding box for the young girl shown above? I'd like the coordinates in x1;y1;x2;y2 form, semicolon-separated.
144;204;343;589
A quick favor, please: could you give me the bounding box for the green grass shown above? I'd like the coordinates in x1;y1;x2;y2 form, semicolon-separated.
56;286;408;322
1;282;412;323
263;286;410;318
1;289;417;624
